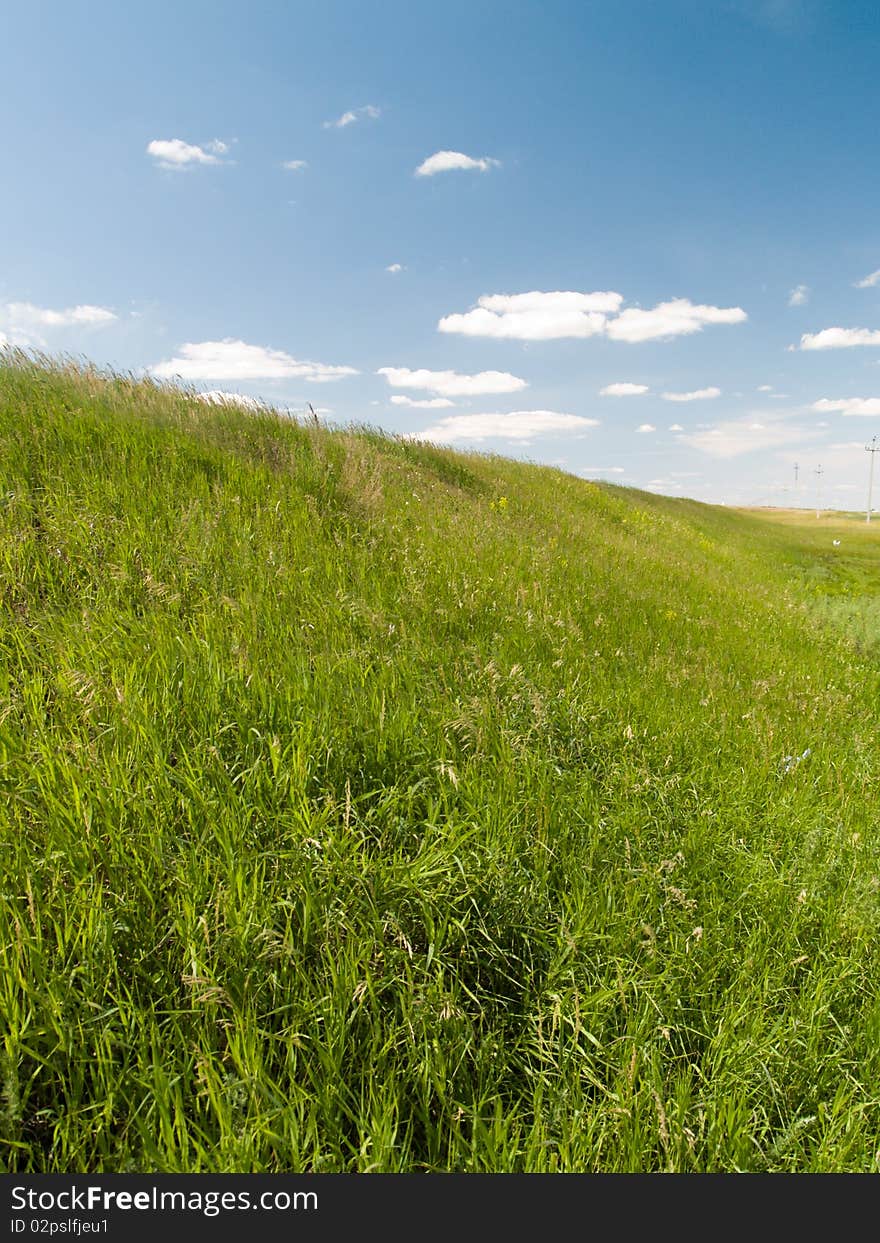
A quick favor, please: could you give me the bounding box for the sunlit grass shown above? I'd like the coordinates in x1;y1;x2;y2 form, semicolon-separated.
2;354;880;1172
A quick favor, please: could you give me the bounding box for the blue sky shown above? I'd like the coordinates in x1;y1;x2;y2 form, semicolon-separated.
3;0;880;507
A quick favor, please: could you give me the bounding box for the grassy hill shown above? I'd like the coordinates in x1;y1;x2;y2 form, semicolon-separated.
2;356;880;1172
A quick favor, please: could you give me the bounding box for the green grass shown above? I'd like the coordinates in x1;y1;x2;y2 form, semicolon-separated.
2;354;880;1172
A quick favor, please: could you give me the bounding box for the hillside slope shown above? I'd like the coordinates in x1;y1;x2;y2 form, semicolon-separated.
2;357;880;1171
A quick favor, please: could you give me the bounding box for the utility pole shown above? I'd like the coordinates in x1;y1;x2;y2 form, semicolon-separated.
814;464;823;520
793;462;799;506
867;436;879;524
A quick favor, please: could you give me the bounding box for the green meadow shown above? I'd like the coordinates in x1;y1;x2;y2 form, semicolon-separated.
2;355;879;1172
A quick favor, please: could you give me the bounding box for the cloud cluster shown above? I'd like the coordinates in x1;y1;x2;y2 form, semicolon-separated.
0;300;117;347
415;151;500;177
662;387;721;402
390;395;455;409
377;365;527;397
386;263;404;274
438;291;746;343
196;390;264;410
417;410;598;444
798;327;880;350
788;285;809;307
281;159;308;171
636;423;656;433
439;291;623;340
607;299;747;343
599;382;648;396
678;416;818;458
147;138;230;169
812;397;880;417
324;105;381;129
3;301;116;329
152;340;358;383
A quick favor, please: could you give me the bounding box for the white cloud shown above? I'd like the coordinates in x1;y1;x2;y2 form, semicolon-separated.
439;290;622;341
0;300;117;347
197;390;264;410
661;387;721;402
757;384;774;392
417;410;599;444
438;291;745;343
390;395;456;409
376;365;526;397
679;416;819;458
599;382;649;396
637;423;656;433
798;327;880;350
386;263;404;274
281;159;308;171
415;151;500;177
146;138;230;169
788;284;809;306
152;340;358;383
2;301;116;329
669;423;685;431
606;298;747;343
854;269;880;289
812;397;880;416
582;466;625;474
323;105;380;129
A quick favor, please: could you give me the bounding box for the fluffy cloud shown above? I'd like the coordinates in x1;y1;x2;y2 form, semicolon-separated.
606;299;747;343
812;397;880;416
669;423;684;431
196;390;264;410
386;263;403;274
854;269;880;289
798;327;880;350
147;138;229;169
377;365;526;397
439;290;623;341
2;301;116;329
417;410;598;443
390;395;456;409
636;423;656;433
152;340;358;382
281;159;307;171
599;382;649;396
415;151;500;177
788;285;809;306
661;387;721;402
438;291;745;343
323;105;380;129
757;384;774;392
0;300;117;347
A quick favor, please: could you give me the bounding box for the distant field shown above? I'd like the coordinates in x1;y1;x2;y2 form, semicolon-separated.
736;507;880;658
2;357;880;1172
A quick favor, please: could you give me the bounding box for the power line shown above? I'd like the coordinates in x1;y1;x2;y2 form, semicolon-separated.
867;436;879;524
